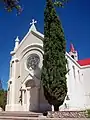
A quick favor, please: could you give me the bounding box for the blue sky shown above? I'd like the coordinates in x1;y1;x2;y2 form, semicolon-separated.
0;0;90;89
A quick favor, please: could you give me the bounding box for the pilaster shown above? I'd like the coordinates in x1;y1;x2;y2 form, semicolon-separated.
10;58;19;106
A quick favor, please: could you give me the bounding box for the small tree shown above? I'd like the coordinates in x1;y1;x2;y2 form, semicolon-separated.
41;0;67;111
0;89;7;110
0;80;7;110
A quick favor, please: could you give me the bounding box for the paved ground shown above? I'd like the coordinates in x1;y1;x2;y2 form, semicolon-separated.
38;118;89;120
0;117;90;120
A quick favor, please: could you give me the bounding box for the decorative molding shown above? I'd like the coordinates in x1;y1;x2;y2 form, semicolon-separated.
10;51;15;56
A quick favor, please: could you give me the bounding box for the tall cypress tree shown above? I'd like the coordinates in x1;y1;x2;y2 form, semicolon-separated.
41;0;67;111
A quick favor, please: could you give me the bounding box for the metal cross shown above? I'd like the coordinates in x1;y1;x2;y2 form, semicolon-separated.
30;19;37;26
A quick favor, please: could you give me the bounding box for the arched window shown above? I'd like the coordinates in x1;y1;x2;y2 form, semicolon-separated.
78;70;80;81
71;55;74;59
72;66;75;79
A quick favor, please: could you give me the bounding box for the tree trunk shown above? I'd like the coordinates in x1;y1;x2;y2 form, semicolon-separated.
54;105;59;111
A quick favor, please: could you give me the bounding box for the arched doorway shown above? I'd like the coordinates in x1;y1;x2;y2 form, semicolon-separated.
25;79;40;112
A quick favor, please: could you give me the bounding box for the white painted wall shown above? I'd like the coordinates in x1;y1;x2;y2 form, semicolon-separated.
82;66;90;109
66;54;85;110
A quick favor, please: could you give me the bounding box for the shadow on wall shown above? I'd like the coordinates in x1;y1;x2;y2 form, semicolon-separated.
28;66;41;112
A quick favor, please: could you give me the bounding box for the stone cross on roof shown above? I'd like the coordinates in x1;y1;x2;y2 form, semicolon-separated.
30;19;37;26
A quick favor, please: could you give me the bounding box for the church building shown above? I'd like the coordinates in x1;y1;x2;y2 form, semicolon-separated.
6;19;90;112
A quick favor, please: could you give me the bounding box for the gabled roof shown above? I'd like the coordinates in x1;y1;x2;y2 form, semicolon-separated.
12;22;44;55
77;59;90;66
12;21;90;68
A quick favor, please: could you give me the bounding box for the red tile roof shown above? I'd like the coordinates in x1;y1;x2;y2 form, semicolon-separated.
77;59;90;66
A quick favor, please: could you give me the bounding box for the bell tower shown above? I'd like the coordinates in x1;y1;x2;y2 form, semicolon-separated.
69;43;78;61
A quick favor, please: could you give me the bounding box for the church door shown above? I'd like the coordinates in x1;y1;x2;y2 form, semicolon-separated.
26;80;40;112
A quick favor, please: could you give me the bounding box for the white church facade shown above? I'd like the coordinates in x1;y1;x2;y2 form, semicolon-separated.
6;19;90;112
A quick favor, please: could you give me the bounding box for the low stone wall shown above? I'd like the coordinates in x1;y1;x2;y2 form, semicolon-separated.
47;111;88;118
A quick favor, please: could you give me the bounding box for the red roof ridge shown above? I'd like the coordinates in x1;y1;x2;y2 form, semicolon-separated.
77;58;90;66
